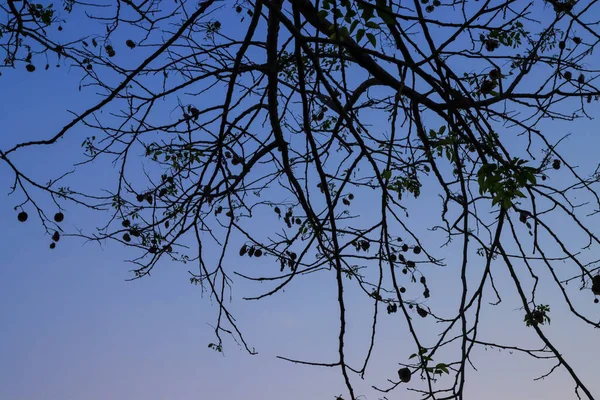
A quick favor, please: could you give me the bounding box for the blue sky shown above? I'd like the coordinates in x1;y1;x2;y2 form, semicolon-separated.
2;1;600;399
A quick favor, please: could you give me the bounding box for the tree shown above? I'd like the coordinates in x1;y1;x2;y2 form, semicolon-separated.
2;0;600;398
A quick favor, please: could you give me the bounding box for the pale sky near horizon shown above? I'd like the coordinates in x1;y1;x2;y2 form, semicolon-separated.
2;2;600;400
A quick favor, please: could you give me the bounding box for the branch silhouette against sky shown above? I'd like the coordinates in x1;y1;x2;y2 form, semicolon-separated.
2;1;600;399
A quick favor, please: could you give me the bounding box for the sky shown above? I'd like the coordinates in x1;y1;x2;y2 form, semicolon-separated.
1;1;600;400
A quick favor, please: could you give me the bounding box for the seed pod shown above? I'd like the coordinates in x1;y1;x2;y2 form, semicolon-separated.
552;159;561;170
123;233;131;242
18;211;28;222
122;219;131;228
592;275;600;295
489;68;500;80
413;246;421;254
416;305;428;318
126;39;136;49
239;245;248;256
52;231;60;242
398;367;411;383
480;80;495;94
485;39;499;52
105;45;116;57
54;212;64;223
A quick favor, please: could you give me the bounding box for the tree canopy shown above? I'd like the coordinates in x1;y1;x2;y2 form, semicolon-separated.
2;0;600;398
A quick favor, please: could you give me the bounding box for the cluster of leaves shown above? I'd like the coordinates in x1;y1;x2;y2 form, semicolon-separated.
477;159;537;210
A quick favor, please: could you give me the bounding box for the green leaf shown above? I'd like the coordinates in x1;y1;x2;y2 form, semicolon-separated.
356;28;365;43
367;33;377;47
409;353;417;359
382;169;392;179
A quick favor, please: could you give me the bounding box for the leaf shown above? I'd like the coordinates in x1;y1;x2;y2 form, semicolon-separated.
356;28;366;43
382;169;392;179
367;33;377;47
409;353;417;359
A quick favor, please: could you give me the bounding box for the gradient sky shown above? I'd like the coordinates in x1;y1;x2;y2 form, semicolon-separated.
2;2;600;400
